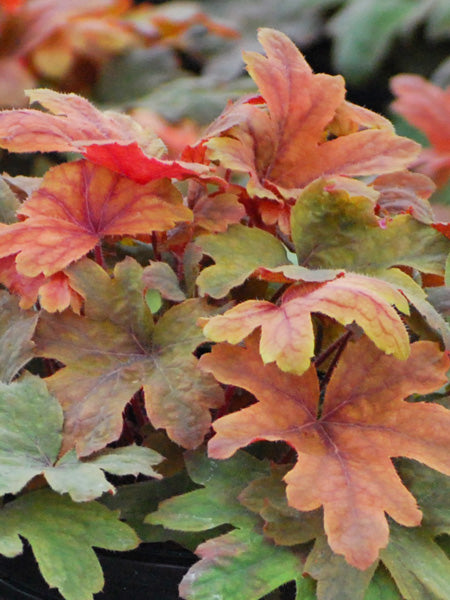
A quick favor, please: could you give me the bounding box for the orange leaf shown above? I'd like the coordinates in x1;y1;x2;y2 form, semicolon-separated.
202;272;410;375
200;334;450;569
206;29;420;202
0;255;82;312
0;160;191;276
391;75;450;187
0;88;209;183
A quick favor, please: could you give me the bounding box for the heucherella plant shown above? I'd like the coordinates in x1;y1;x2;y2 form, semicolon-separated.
0;27;449;600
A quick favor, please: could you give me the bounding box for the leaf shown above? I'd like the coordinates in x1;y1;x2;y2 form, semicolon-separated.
206;28;419;202
291;178;450;275
0;489;139;600
0;290;38;382
381;523;450;600
200;334;450;569
0;88;209;184
0;256;82;313
378;268;450;350
0;372;162;500
0;373;62;496
371;171;435;224
304;535;377;600
196;223;288;298
142;261;186;302
0;160;191;277
83;141;212;185
391;75;450;187
363;568;402;600
193;191;245;233
238;464;323;546
146;450;305;600
0;88;164;155
202;272;410;376
101;471;206;547
328;0;426;84
47;445;162;502
179;528;303;600
396;460;450;536
0;177;20;224
146;450;270;532
34;258;224;456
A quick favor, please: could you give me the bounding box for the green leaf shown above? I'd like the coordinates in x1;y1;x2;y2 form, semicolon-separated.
396;460;450;536
304;535;377;600
0;373;162;500
0;373;63;496
239;464;322;545
328;0;427;84
48;445;162;502
86;445;162;478
379;268;450;349
381;523;450;600
146;450;270;531
36;258;224;455
0;489;139;600
68;256;154;340
363;567;402;600
291;178;450;274
100;472;217;549
145;288;163;313
196;224;288;298
0;177;20;224
147;451;311;600
179;528;302;600
0;290;38;383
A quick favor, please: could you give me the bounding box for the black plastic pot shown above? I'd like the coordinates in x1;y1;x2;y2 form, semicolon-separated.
0;542;196;600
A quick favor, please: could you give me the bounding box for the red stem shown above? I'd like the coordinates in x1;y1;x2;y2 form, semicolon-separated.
314;330;352;368
215;385;235;420
320;330;352;391
152;231;161;261
94;244;105;268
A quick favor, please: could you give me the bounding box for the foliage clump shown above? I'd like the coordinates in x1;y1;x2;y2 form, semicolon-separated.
0;18;449;600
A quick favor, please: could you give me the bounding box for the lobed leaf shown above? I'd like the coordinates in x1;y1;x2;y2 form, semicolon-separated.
34;258;224;456
291;178;450;275
0;372;162;500
200;334;450;569
179;528;303;600
202;272;410;376
0;489;139;600
0;160;191;277
206;28;420;204
146;450;307;600
196;223;288;298
0;88;209;184
146;450;270;532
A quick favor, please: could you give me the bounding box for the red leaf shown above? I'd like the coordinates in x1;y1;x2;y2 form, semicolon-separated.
83;141;209;184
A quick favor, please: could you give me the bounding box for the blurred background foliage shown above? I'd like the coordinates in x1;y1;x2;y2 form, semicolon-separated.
0;0;449;196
